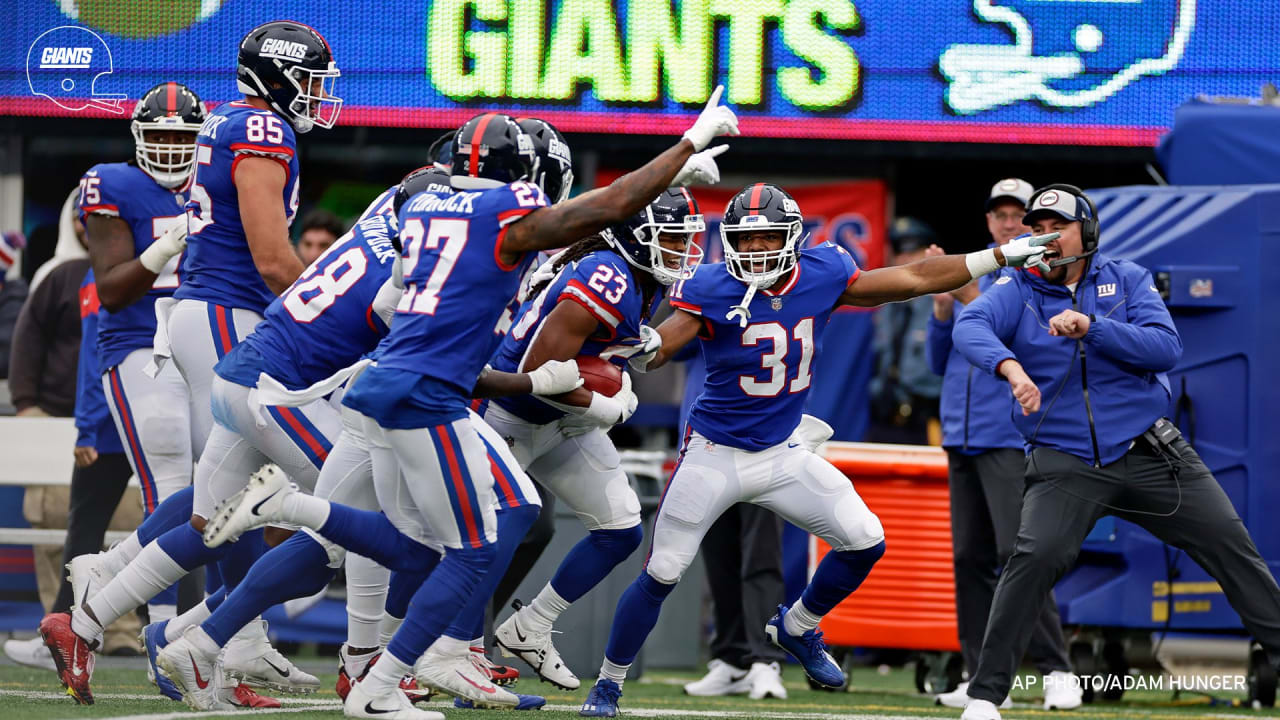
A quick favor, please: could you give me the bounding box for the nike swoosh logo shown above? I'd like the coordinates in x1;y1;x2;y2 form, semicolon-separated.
787;442;800;448
363;701;394;715
457;670;497;694
251;489;281;516
262;657;290;677
190;654;209;689
513;624;527;643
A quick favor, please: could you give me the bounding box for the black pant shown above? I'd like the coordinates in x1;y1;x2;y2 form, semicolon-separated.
948;448;1070;678
702;503;785;668
52;453;133;614
970;435;1280;703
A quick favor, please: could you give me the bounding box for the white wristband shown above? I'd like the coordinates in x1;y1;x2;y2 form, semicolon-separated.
139;241;177;274
964;248;1000;279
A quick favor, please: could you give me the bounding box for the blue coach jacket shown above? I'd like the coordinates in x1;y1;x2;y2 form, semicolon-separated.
953;253;1181;466
926;269;1022;452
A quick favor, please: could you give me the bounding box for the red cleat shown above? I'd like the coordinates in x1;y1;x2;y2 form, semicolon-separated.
472;647;520;686
399;673;434;704
231;683;281;708
39;613;95;705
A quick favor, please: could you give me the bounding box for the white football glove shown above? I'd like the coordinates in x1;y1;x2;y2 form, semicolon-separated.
1000;231;1058;273
627;325;663;373
560;372;638;438
527;359;584;396
670;145;728;187
139;219;188;274
682;85;740;152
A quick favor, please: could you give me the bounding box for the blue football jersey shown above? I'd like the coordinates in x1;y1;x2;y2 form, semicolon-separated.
343;181;548;428
177;101;300;313
490;249;652;424
215;204;400;391
77;162;190;370
673;242;860;451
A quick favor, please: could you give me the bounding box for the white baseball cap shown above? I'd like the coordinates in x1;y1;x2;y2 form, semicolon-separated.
1023;188;1085;224
985;178;1034;211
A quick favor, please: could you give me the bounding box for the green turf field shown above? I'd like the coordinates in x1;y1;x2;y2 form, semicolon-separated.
0;657;1267;720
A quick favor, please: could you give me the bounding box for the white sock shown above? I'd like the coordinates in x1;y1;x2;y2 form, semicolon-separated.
362;650;411;696
525;584;570;633
231;616;267;643
187;626;222;659
148;603;177;624
470;637;484;652
343;644;379;678
783;598;822;636
345;554;389;650
599;658;630;687
280;493;331;529
432;634;469;657
101;532;143;575
378;615;403;648
164;597;214;644
81;541;185;638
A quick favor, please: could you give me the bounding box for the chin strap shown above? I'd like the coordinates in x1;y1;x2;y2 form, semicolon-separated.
726;282;760;328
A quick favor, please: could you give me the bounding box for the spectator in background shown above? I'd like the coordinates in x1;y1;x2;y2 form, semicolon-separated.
0;231;28;380
295;208;344;266
10;188;89;416
926;179;1078;711
867;217;943;444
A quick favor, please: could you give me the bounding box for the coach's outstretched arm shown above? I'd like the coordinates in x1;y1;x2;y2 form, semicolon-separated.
501;87;738;261
237;156;304;295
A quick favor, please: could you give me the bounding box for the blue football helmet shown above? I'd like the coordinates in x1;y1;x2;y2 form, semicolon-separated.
606;188;704;286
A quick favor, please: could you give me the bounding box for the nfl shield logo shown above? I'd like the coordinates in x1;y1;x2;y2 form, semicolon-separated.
770;297;783;310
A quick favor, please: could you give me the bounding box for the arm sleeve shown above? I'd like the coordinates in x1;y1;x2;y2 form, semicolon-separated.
1083;268;1182;372
8;278;54;410
952;281;1020;376
926;310;955;377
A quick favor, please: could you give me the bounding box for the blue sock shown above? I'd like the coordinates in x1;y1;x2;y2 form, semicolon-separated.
202;532;335;646
156;523;229;572
386;562;437;621
386;543;496;665
319;505;439;573
204;589;226;614
801;541;886;615
603;571;675;666
549;525;642;603
205;560;224;598
215;529;266;592
138;487;194;545
446;504;539;641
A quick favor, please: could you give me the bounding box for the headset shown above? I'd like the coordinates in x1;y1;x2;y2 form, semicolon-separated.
1026;183;1099;267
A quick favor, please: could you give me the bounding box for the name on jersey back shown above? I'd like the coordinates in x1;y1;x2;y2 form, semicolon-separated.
406;191;479;215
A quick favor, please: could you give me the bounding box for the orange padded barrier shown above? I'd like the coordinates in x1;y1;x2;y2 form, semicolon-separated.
811;442;961;651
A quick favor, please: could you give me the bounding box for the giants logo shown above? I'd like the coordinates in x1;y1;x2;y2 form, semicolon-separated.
260;38;308;61
40;47;92;68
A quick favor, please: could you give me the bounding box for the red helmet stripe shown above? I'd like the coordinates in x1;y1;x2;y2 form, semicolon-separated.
748;183;765;215
680;187;695;216
468;113;497;178
165;82;177;116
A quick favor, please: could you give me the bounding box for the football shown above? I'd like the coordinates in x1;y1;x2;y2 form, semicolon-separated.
575;355;624;396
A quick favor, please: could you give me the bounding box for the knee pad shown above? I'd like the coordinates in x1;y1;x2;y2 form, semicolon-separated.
833;493;885;549
590;526;643;564
302;527;347;568
141;415;188;458
645;550;687;585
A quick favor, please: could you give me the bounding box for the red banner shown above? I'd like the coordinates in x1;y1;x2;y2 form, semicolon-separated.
595;175;887;272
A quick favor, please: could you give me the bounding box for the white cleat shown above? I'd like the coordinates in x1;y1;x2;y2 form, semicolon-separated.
960;698;1003;720
413;646;519;709
494;608;580;690
156;630;235;711
203;463;294;548
67;553;108;611
683;658;749;696
1043;670;1083;710
746;661;788;700
223;619;319;694
2;636;56;671
937;682;1011;710
344;678;444;720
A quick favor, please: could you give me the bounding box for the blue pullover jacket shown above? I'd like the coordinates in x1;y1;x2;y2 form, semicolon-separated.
953;253;1180;466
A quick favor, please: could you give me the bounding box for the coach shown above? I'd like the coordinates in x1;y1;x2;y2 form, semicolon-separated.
952;184;1280;720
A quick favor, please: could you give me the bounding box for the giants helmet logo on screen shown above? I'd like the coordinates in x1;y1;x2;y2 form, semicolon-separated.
939;0;1196;114
26;25;125;113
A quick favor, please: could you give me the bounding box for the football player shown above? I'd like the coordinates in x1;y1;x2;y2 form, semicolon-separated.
576;183;1055;717
40;20;342;705
202;96;738;719
488;188;704;690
